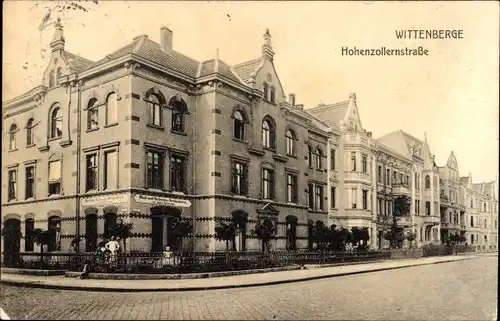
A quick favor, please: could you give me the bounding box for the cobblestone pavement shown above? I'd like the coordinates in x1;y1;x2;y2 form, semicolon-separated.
1;255;497;320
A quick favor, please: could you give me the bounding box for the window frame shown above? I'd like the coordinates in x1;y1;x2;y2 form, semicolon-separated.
26;118;36;146
170;154;186;192
261;167;275;200
7;169;17;201
48;160;62;196
285;129;296;156
361;155;367;173
262;118;276;149
330;149;336;170
315;185;324;210
330;186;336;208
105;92;118;126
25;165;36;199
8;124;18;151
231;160;248;196
233;110;246;141
286;172;298;203
146;150;165;190
315;148;322;170
351;152;356;171
85;153;99;192
103;149;118;190
49;106;63;140
86;98;99;131
146;93;164;128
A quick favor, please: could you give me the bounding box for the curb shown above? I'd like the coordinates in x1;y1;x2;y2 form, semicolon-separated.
0;256;477;292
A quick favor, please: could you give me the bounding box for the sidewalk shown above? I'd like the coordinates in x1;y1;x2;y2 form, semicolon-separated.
0;255;484;292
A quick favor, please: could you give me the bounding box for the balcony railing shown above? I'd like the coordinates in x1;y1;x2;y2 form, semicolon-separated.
393;183;410;196
395;215;412;227
345;172;370;182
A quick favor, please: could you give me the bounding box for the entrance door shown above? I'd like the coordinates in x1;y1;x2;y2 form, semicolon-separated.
3;218;21;267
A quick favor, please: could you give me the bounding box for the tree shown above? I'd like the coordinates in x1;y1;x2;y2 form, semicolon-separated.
251;218;276;252
312;221;329;250
406;231;417;248
351;227;370;251
393;195;412;217
110;218;134;255
31;228;52;266
384;226;405;249
170;218;193;252
215;220;237;252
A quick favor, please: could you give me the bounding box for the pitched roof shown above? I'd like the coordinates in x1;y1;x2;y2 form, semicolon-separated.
460;176;471;186
62;51;94;72
305;101;349;129
232;58;262;84
198;59;243;84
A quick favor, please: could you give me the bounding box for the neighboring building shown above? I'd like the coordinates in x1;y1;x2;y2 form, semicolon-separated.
2;22;335;257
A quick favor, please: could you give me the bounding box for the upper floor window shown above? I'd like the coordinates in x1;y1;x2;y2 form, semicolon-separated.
263;83;269;100
261;167;275;200
147;93;163;127
48;160;62;195
315;185;324;210
425;175;431;189
361;155;367;173
106;93;118;125
351;188;357;209
87;98;99;130
26;118;35;146
48;70;55;88
104;151;118;190
170;155;186;192
262;117;276;149
425;201;431;215
85;154;98;191
378;165;382;182
56;67;62;82
286;173;298;203
331;187;336;208
147;151;164;189
269;86;276;103
49;106;63;139
170;95;188;133
330;149;336;170
308;183;314;208
231;161;248;196
307;145;313;167
315;148;323;169
415;172;420;189
25;166;35;199
351;152;356;171
8;169;17;201
8;124;18;150
386;169;390;185
362;190;368;210
233;111;246;141
286;129;296;156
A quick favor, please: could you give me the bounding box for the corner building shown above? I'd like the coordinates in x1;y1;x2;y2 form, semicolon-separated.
2;23;335;255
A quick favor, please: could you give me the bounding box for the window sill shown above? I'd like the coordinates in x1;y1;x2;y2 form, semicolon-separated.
24;197;36;201
7;198;18;203
104;122;119;128
47;193;62;197
26;144;36;149
286;153;297;158
169;190;186;195
147;123;165;131
146;187;165;192
263;147;276;153
85;189;99;194
86;127;99;133
315;168;323;172
231;193;249;198
47;137;62;143
8;148;18;153
171;130;187;136
233;138;248;144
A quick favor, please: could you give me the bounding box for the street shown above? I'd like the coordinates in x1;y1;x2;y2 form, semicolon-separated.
1;255;497;320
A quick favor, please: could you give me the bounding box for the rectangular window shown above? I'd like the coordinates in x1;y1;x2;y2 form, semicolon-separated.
170;155;186;192
378;199;383;214
315;185;324;210
362;190;368;210
470;216;474;227
351;188;357;209
8;169;17;201
351;152;356;171
308;183;314;209
386;169;390;185
330;149;336;170
25;166;35;199
85;154;98;191
147;151;164;189
331;186;336;208
232;161;248;196
361;155;367;173
426;202;431;215
378;165;382;183
262;168;275;200
48;160;61;195
286;173;298;203
104;151;118;190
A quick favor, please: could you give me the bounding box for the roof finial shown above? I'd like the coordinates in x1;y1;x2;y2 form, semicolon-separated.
50;16;65;51
349;92;356;102
261;28;274;61
214;48;220;73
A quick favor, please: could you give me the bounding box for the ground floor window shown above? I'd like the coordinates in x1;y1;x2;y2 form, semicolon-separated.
47;216;61;251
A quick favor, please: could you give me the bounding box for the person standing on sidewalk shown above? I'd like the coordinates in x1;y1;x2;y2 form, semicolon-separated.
105;236;120;269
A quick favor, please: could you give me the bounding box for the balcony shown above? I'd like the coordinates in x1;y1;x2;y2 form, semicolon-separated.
395;215;412;228
345;172;370;183
343;209;372;220
458;204;466;212
393;183;410;196
423;215;440;225
440;194;450;205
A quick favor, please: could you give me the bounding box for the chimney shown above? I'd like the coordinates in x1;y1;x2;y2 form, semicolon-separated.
296;104;304;110
289;93;296;106
160;27;173;52
367;132;372;138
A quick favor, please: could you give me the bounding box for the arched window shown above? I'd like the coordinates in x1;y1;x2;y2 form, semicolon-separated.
233;110;246;140
169;95;188;133
48;70;55;88
106;93;118;125
425;175;431;189
285;129;296;155
47;216;61;251
24;218;35;252
263;83;269;100
269;86;276;103
8;124;17;150
307;145;313;167
26;119;35;146
85;214;98;252
49;106;62;139
56;67;62;82
103;213;117;240
147;93;163;127
315;148;323;169
262;117;275;148
87;98;99;130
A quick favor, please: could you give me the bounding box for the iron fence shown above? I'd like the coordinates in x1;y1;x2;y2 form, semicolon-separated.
1;250;391;274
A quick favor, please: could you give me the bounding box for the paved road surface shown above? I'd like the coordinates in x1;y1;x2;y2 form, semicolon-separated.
1;255;497;320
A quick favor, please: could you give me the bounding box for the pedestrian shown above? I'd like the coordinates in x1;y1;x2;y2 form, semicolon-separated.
105;236;120;268
77;260;90;279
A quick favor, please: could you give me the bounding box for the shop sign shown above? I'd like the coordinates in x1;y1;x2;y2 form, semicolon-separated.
133;194;192;208
82;193;129;206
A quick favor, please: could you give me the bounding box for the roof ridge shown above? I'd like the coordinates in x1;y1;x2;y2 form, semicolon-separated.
233;57;261;68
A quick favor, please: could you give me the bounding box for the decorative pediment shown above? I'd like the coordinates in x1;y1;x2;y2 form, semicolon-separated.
257;203;279;216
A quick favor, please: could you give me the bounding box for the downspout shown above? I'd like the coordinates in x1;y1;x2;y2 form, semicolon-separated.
191;90;197;256
75;79;82;253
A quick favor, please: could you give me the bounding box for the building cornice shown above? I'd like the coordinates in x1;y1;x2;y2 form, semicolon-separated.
3;85;48;110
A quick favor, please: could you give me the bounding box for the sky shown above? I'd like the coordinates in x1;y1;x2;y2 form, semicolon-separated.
3;1;499;183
